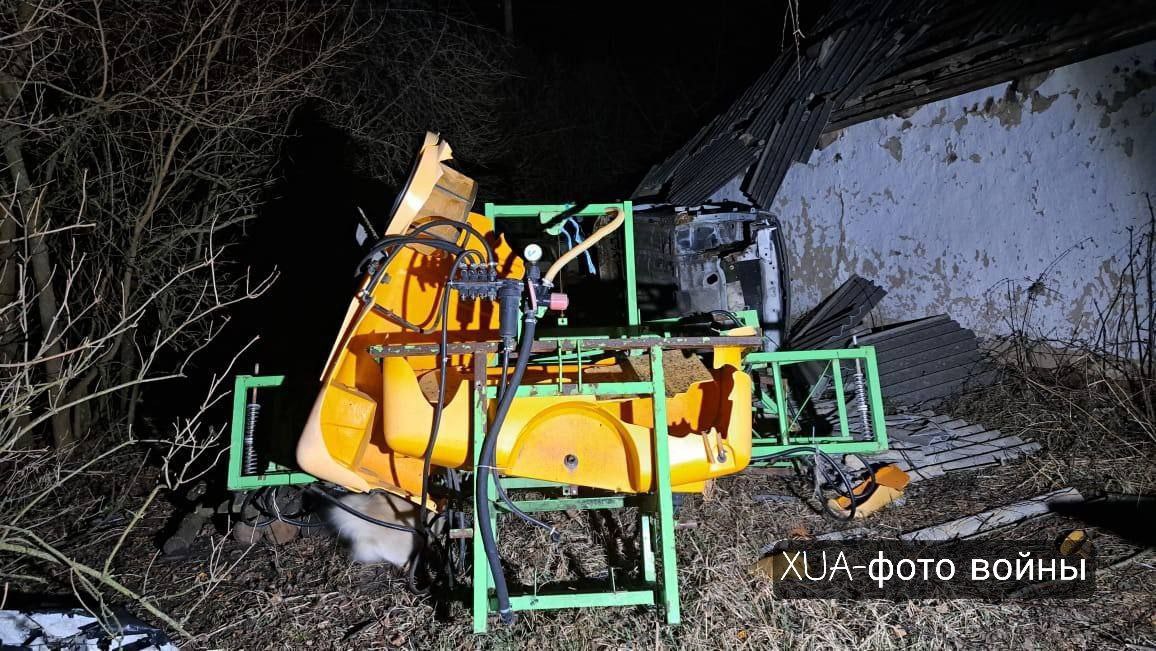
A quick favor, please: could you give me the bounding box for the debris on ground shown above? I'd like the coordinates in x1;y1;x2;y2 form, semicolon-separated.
785;275;886;389
827;463;910;519
899;487;1083;541
786;275;887;351
162;506;214;557
0;608;178;650
848;411;1041;481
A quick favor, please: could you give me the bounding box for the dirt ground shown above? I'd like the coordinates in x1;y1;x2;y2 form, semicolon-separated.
10;378;1156;650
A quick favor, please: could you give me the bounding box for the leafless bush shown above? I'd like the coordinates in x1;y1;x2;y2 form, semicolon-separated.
0;0;511;635
0;0;376;448
958;195;1156;492
986;194;1155;435
0;193;272;633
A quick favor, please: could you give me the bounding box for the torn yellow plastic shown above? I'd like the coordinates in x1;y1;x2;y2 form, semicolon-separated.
828;464;910;519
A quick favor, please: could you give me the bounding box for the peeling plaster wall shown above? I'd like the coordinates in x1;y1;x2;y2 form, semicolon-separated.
717;42;1156;341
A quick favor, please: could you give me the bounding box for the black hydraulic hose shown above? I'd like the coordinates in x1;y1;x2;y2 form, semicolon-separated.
750;446;861;520
405;249;485;594
498;346;511;399
363;237;463;287
443;468;467;579
476;310;537;624
417;250;481;537
405;216;495;262
494;477;559;539
358;217;494;276
491;343;559;538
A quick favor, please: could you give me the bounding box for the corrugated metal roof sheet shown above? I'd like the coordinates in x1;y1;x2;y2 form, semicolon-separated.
786;274;886;351
858;314;995;406
633;0;1156;208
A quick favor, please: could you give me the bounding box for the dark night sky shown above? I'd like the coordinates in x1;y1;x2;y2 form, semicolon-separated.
232;1;820;394
476;1;817;200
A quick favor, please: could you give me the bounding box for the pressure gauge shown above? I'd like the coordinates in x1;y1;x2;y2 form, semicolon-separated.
523;243;543;263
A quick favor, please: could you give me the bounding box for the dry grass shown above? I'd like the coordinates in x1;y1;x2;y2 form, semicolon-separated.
6;357;1156;650
111;457;1151;650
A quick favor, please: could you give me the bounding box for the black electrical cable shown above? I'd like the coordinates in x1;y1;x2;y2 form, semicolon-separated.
476;308;537;624
251;487;326;528
709;310;744;329
812;451;858;521
305;485;423;535
750;446;862;520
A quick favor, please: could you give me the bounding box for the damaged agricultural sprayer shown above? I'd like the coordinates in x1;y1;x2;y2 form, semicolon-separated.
224;133;888;632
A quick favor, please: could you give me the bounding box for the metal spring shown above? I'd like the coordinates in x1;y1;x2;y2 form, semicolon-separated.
852;359;871;435
243;402;261;475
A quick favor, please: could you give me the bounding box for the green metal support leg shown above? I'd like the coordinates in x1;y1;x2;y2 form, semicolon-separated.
469;341;689;631
640;513;656;583
649;345;681;625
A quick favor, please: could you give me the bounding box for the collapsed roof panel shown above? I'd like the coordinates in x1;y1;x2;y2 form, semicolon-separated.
859;314;995;406
633;0;1156;209
786;274;886;351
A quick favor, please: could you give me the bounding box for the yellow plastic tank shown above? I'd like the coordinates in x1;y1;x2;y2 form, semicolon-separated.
296;134;755;506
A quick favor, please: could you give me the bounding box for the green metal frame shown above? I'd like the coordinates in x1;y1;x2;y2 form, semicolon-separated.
469;201;684;631
226;374;315;491
470;343;680;632
744;347;888;459
222;201;891;632
484;202;638;326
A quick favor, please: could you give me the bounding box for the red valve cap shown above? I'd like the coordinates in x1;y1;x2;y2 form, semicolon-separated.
547;292;569;311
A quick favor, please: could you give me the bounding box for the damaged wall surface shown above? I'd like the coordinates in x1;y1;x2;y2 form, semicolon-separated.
720;42;1155;341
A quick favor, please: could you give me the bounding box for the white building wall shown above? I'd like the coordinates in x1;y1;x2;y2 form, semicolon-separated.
723;42;1155;341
